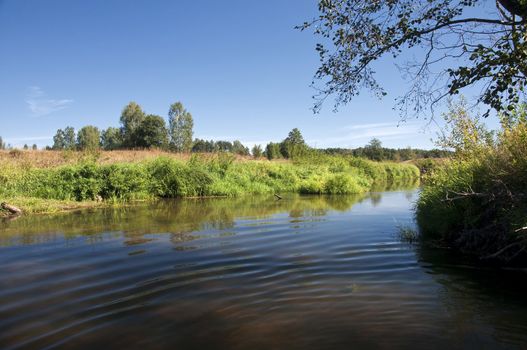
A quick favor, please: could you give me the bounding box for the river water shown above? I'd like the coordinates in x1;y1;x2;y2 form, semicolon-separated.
1;190;527;349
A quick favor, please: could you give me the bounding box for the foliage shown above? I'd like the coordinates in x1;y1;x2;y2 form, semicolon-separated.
52;126;76;150
168;102;194;152
363;138;384;161
134;115;169;149
417;102;527;264
216;140;233;152
232;140;249;156
280;128;307;159
252;144;263;158
265;142;282;160
0;154;420;206
120;102;145;148
77;125;101;151
101;127;122;150
299;0;527;116
192;139;216;152
64;127;76;150
324;146;450;161
0;136;5;150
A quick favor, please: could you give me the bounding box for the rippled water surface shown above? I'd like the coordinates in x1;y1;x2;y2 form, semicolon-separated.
1;190;527;349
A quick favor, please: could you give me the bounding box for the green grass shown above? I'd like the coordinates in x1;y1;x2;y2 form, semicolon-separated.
0;154;419;214
415;110;527;264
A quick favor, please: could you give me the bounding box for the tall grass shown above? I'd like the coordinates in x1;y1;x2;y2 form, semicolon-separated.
0;153;419;211
416;104;527;264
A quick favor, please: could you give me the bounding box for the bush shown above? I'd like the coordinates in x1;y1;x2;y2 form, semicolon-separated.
324;174;365;194
416;102;527;264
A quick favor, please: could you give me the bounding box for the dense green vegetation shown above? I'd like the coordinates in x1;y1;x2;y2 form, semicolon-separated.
416;102;527;264
322;139;451;162
0;153;419;214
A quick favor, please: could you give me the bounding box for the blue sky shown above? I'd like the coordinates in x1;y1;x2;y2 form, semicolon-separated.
0;0;498;149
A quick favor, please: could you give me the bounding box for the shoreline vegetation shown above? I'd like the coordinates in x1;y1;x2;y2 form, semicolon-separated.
416;102;527;265
0;149;419;216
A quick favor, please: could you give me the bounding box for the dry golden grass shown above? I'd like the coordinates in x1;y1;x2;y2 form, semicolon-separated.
0;149;271;169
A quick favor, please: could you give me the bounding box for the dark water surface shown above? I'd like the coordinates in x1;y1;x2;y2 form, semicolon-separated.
1;190;527;349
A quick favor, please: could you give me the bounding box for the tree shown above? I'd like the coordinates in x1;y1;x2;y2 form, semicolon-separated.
23;144;28;150
0;136;5;150
64;126;76;150
215;140;233;152
134;114;169;149
120;102;145;148
77;125;101;151
252;144;263;158
265;142;281;160
232;140;249;156
32;144;37;150
364;138;384;161
300;1;527;117
52;129;66;149
101;127;122;150
192;138;215;153
436;98;495;156
280;128;307;158
168;102;194;152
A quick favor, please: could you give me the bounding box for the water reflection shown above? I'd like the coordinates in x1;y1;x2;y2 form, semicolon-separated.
1;185;527;349
0;193;366;247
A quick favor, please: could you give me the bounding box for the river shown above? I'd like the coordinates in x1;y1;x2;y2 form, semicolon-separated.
1;189;527;349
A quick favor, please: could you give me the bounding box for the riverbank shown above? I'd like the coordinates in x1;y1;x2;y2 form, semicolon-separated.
416;105;527;265
0;150;419;215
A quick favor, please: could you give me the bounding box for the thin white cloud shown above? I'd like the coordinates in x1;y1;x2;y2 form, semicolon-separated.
26;86;73;117
309;122;430;148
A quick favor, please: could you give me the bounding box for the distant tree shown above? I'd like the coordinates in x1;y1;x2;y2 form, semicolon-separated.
215;140;233;152
399;147;416;161
120;102;146;148
0;136;5;150
232;140;249;156
23;144;28;150
191;139;207;152
252;144;263;158
77;125;101;151
280;128;307;158
52;129;66;149
265;142;281;160
168;102;194;152
192;138;216;153
64;126;76;150
32;144;37;150
101;127;122;150
364;138;384;161
134;114;169;149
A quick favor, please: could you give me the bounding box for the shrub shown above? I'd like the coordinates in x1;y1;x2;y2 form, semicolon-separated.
324;174;364;194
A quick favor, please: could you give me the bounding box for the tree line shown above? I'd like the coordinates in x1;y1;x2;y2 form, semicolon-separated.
321;138;451;161
50;101;195;152
1;106;448;161
46;101;311;159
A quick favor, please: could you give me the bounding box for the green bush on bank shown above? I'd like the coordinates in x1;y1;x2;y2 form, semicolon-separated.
0;155;420;205
416;102;527;264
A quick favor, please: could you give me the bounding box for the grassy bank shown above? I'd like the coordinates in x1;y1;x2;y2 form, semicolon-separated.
0;151;419;215
416;105;527;265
